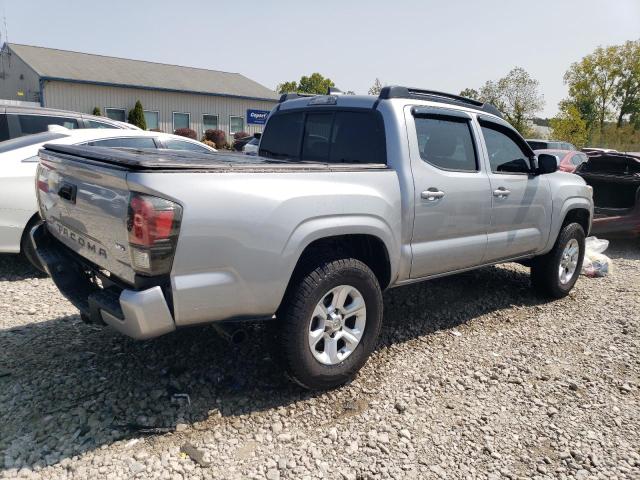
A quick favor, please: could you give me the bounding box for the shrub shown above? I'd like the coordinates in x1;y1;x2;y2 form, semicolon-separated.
202;139;217;149
233;131;250;140
92;107;102;116
204;129;227;148
174;128;197;139
127;100;147;130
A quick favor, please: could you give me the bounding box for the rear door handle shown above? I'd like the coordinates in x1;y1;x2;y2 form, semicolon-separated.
493;187;511;198
421;188;445;201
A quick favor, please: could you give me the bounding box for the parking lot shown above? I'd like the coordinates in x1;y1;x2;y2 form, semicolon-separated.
0;240;638;480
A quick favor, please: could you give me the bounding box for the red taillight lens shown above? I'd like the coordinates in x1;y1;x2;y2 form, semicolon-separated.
129;195;177;246
127;193;182;275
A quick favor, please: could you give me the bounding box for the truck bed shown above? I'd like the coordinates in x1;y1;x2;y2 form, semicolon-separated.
42;144;388;172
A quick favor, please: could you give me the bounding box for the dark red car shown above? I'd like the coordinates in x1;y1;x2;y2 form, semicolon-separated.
575;152;640;238
534;149;588;173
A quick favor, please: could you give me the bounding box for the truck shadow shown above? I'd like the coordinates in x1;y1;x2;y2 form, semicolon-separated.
0;263;542;470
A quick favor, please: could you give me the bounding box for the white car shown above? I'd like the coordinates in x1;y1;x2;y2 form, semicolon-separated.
0;128;216;270
243;136;260;155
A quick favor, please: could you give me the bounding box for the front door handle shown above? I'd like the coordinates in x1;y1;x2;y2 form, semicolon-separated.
493;187;511;198
421;188;445;201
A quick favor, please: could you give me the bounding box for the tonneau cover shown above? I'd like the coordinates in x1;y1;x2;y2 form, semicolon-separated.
40;144;387;171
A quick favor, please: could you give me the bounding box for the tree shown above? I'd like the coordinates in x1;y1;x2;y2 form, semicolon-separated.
368;78;384;95
564;45;619;134
127;100;147;130
465;67;544;135
276;80;297;94
613;40;640;128
459;88;479;100
276;73;335;95
92;107;102;116
550;103;588;148
490;67;545;135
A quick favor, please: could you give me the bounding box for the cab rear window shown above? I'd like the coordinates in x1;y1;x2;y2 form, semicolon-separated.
259;109;386;164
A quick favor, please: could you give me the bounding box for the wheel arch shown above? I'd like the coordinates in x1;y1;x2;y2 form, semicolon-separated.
278;231;395;313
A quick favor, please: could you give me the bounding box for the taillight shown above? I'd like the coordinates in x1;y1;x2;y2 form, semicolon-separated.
127;193;182;275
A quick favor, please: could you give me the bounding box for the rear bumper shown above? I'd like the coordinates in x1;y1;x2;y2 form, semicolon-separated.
31;223;176;339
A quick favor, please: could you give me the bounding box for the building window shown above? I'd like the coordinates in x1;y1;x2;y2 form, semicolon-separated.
202;114;218;133
143;110;159;130
173;112;190;132
105;108;126;122
230;116;244;135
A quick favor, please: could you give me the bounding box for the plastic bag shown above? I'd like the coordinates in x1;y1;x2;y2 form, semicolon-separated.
581;236;612;277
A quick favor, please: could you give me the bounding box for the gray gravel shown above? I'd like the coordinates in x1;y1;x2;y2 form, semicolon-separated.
1;240;639;479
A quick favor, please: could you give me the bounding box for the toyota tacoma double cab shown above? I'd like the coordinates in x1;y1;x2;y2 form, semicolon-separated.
32;87;593;390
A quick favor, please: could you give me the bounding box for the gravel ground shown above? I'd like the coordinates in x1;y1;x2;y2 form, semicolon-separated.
1;240;638;480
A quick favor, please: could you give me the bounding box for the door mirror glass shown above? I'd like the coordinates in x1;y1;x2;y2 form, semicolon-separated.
537;153;559;174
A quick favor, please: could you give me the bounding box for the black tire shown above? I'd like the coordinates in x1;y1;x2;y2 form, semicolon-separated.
277;257;383;390
20;219;46;274
531;222;585;298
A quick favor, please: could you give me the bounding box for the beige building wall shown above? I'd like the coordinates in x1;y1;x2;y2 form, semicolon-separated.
0;47;41;103
42;81;277;137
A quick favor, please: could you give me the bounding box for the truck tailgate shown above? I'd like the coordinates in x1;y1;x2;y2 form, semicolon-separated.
37;149;137;284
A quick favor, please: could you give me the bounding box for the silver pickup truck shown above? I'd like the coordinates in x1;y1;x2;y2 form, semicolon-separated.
32;87;593;390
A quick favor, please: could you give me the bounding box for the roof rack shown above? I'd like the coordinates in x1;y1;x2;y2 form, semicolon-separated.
379;86;503;118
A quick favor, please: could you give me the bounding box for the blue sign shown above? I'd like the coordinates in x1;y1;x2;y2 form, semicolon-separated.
247;109;270;125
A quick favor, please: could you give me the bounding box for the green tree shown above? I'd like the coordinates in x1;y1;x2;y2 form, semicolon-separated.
368;78;384;95
459;88;479;100
491;67;544;135
564;45;619;134
550;103;588;148
92;107;102;116
276;80;298;94
276;73;335;95
127;100;147;130
613;40;640;128
465;67;544;135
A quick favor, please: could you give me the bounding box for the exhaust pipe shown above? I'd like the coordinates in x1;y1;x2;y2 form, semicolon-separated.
212;323;247;345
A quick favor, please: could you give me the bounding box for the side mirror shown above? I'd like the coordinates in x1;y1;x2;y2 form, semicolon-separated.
253;132;262;139
536;153;558;174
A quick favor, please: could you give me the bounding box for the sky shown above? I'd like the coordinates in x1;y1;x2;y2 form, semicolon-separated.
2;0;639;117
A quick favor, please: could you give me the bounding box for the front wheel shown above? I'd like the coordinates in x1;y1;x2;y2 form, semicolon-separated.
277;257;383;390
531;222;585;298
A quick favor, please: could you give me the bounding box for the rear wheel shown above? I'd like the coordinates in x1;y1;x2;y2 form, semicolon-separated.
531;222;585;298
277;257;383;390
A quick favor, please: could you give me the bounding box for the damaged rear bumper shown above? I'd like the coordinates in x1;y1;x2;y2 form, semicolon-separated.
30;223;176;339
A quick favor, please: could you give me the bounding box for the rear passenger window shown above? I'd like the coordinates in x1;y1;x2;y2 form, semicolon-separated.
15;114;79;135
87;120;116;129
259;112;303;160
260;110;386;164
89;137;157;149
330;112;385;164
415;117;477;171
